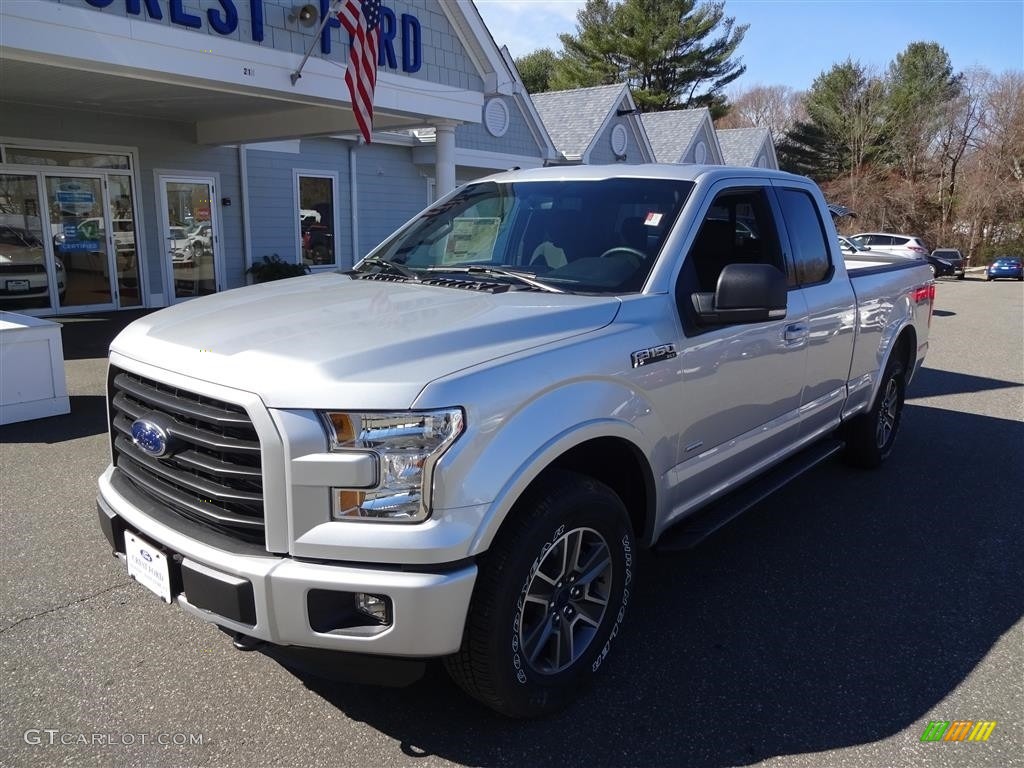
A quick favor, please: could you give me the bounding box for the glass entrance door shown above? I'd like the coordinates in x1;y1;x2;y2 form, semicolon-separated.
45;175;116;310
0;173;54;312
159;177;220;301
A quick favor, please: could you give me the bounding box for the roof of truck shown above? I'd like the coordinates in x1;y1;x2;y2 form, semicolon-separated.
474;163;810;185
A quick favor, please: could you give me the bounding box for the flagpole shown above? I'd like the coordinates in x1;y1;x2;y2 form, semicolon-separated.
290;1;341;85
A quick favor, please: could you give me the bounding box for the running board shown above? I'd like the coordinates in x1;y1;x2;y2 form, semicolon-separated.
655;438;845;552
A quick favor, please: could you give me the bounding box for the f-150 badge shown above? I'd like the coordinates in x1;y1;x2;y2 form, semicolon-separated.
631;344;677;368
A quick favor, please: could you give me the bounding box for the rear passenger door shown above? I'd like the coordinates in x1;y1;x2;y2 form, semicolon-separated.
667;182;809;513
773;184;857;439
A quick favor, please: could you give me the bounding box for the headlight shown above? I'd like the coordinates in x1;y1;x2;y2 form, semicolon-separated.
321;409;464;522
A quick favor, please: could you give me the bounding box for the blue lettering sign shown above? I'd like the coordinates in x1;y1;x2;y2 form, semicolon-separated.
169;0;201;28
207;0;238;35
250;0;264;42
401;13;421;73
126;0;162;20
378;6;398;69
319;0;341;54
77;2;422;70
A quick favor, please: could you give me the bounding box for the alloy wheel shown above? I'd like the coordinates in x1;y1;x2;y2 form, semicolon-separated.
517;527;612;675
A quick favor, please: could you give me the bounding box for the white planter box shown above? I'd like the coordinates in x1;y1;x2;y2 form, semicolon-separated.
0;311;71;425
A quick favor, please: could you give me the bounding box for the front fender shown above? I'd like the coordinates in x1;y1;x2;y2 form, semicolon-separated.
428;379;669;558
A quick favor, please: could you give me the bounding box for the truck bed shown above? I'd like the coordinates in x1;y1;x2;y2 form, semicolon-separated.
844;253;924;276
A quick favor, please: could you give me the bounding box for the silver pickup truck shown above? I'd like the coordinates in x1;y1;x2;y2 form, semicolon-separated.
97;166;933;718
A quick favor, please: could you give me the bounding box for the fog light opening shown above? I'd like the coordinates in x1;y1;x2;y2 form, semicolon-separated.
355;593;392;625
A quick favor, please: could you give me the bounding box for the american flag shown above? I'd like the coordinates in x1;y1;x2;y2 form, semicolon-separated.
338;0;381;143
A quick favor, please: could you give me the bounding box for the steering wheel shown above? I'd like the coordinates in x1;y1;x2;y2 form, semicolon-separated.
599;246;647;259
598;246;648;268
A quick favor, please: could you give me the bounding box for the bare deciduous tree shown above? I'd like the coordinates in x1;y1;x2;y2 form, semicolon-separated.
716;84;806;136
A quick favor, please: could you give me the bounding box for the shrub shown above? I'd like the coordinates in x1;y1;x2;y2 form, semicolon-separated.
246;254;311;283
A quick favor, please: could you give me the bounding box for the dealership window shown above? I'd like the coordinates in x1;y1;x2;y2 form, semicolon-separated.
296;173;337;267
2;146;131;170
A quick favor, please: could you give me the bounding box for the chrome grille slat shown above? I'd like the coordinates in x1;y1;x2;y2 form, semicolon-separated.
114;436;263;506
117;457;263;530
112;392;260;454
109;367;265;542
113;372;252;426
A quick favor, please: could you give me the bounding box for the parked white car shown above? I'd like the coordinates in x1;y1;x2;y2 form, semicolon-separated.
185;222;213;258
851;232;930;259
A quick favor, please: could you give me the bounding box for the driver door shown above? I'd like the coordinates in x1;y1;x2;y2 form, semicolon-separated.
665;182;809;517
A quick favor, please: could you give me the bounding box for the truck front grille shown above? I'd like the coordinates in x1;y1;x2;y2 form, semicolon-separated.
109;368;265;543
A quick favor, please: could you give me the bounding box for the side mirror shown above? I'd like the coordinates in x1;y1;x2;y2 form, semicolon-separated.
691;263;788;325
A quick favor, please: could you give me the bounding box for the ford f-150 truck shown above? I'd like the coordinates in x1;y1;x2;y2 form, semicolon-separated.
97;166;933;718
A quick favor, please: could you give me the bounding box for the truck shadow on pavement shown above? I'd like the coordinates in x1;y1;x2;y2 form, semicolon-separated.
280;391;1023;767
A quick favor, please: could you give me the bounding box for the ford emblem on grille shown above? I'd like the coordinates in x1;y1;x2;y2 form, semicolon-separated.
130;418;171;458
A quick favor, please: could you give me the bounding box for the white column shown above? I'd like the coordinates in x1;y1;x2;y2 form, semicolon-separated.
434;121;458;198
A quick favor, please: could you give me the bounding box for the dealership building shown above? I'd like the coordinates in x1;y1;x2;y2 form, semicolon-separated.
0;0;777;316
0;0;559;314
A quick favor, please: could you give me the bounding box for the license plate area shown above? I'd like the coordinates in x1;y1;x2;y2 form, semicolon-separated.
5;279;31;292
125;531;176;603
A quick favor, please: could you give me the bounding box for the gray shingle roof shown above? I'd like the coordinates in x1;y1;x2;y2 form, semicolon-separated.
530;84;626;159
640;109;708;163
717;127;771;167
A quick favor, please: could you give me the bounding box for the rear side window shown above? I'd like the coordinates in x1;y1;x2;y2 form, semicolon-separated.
778;189;832;285
891;236;909;246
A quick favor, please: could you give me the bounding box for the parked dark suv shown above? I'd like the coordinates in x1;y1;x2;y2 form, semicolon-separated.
927;248;965;279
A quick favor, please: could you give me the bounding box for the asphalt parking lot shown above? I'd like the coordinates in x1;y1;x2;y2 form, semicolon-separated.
1;277;1022;768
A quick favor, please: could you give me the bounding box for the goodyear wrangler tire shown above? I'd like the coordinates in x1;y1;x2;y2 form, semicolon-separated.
843;352;906;469
444;470;634;718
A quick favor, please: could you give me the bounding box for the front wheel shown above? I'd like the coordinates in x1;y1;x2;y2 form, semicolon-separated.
444;470;635;718
843;353;906;468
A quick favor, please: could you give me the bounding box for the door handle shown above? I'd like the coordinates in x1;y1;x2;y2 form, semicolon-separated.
784;323;809;342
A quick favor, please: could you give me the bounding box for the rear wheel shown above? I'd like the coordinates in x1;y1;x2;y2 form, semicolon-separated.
444;470;634;718
843;352;906;468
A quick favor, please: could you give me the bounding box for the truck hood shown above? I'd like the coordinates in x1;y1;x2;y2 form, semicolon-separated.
111;273;621;408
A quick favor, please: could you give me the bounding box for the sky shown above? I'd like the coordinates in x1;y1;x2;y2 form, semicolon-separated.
473;0;1024;92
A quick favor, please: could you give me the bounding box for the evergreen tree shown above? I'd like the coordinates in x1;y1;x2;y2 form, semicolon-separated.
514;49;559;95
777;60;887;182
551;0;747;115
885;42;962;181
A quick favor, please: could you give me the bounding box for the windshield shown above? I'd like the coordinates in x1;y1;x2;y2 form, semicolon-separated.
361;178;694;294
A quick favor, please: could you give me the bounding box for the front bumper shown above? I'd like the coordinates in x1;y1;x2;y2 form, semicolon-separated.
98;468;477;657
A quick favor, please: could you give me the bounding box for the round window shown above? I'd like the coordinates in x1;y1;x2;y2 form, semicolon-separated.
610;124;628;156
694;141;707;164
484;98;510;138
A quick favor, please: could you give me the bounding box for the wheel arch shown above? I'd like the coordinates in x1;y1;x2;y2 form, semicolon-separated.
467;425;658;557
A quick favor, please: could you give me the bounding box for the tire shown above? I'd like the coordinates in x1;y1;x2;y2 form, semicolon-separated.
957;273;965;280
444;470;635;718
843;352;906;469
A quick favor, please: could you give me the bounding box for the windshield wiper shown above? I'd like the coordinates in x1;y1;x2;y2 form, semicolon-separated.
354;256;420;281
423;265;562;293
